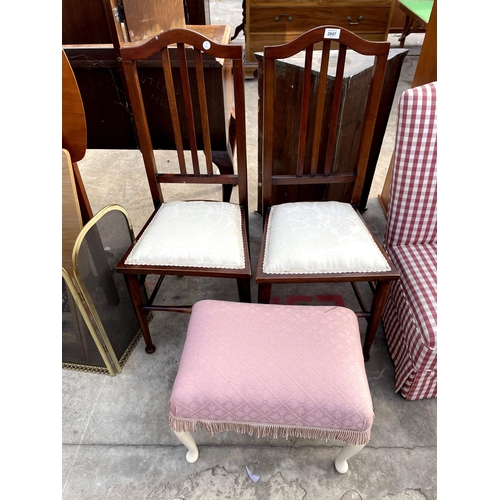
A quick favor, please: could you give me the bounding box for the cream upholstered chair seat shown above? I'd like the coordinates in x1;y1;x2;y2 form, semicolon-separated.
263;201;391;275
125;201;246;269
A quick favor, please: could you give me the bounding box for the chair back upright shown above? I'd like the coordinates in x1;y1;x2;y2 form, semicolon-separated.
117;28;248;220
261;26;390;216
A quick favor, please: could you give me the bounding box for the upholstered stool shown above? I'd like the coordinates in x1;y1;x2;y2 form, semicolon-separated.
169;300;374;473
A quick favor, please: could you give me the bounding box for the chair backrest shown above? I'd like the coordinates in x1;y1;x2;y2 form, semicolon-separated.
385;82;437;248
116;28;248;216
261;26;390;215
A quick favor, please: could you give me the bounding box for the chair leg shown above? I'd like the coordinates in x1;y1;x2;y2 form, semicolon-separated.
334;443;365;473
363;280;391;361
123;273;156;354
174;431;199;463
258;283;272;304
398;15;413;47
237;278;252;303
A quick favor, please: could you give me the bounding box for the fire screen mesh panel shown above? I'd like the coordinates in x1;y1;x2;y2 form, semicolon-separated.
62;268;116;375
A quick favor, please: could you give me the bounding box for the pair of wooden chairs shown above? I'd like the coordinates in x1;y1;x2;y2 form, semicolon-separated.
113;25;399;359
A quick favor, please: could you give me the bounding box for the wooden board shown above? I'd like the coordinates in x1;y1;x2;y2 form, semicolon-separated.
62;50;87;162
62;149;84;274
62;0;211;44
411;0;436;87
122;0;186;42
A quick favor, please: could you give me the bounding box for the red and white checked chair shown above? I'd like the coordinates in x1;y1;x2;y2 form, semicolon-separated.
382;82;437;400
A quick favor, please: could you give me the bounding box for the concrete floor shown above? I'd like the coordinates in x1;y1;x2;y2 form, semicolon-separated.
62;2;437;498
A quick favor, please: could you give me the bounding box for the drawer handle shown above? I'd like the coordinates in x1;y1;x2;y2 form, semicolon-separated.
275;14;292;22
346;15;363;25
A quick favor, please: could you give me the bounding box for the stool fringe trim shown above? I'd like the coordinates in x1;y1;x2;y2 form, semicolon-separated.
169;414;371;446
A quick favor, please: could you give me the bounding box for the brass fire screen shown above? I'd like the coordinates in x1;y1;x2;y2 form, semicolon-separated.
63;205;147;375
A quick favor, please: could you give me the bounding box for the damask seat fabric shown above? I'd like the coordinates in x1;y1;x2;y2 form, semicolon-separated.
124;201;246;269
169;300;374;445
262;201;391;275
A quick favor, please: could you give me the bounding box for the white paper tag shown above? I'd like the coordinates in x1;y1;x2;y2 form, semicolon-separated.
202;41;211;50
324;28;340;39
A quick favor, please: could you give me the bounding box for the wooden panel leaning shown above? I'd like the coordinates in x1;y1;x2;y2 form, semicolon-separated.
62;49;93;224
114;29;252;354
62;149;84;275
120;0;186;42
256;26;400;360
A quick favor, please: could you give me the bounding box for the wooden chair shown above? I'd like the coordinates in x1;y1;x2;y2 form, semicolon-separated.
256;26;400;360
115;28;252;354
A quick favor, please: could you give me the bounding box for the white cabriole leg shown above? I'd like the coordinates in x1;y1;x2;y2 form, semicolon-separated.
334;443;365;473
174;431;199;463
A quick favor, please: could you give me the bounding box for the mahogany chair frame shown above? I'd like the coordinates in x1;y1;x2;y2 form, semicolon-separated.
115;29;252;354
256;26;400;360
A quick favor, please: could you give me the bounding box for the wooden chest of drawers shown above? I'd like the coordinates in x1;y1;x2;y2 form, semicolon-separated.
245;0;395;76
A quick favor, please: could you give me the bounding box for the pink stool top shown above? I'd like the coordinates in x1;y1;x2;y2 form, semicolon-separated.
169;300;374;445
